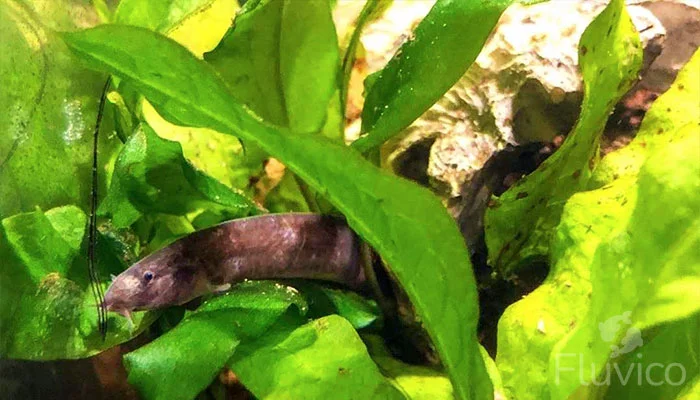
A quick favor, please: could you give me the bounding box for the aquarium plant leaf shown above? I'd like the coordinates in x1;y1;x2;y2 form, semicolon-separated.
364;334;455;399
0;0;121;219
550;123;700;399
123;0;259;200
124;281;306;400
205;0;340;135
296;282;382;330
99;123;258;228
484;0;643;276
63;25;491;400
229;315;405;400
352;0;512;153
0;206;153;359
114;0;234;40
495;50;700;399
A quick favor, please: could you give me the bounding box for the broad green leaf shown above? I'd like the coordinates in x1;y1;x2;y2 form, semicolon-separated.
0;0;120;219
550;125;700;399
496;177;637;399
364;334;454;400
165;0;237;57
115;0;236;49
124;281;307;400
136;213;195;255
63;25;491;400
229;315;404;399
114;0;204;31
98;124;258;228
0;206;152;359
484;0;643;276
143;101;263;198
131;0;258;203
352;0;512;153
596;316;699;400
205;0;340;134
496;47;700;400
675;374;700;400
296;282;381;330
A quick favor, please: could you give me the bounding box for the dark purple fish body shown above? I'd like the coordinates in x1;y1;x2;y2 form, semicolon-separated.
103;214;364;317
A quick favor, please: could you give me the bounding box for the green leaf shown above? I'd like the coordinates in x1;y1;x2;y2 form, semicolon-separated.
297;282;381;330
124;281;306;400
597;316;699;400
484;0;643;276
0;206;153;359
3;206;86;283
496;177;637;399
142;101;263;197
99;124;258;228
62;25;491;400
495;38;700;400
115;0;222;34
0;1;121;219
550;123;700;399
352;0;512;153
205;0;340;134
230;315;404;399
364;334;454;400
116;0;249;189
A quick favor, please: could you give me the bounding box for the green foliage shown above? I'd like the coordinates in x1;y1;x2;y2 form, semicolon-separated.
3;1;697;399
339;0;391;114
230;315;404;399
352;0;512;153
205;0;341;135
62;23;491;400
123;279;393;400
124;281;308;400
295;282;382;330
99;124;258;228
365;334;455;399
495;45;700;400
484;0;643;276
0;0;120;219
115;0;215;32
0;206;153;359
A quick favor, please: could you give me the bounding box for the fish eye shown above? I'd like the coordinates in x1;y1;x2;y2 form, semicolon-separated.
143;271;154;282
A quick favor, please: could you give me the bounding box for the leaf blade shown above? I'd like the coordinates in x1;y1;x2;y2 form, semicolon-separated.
353;0;512;153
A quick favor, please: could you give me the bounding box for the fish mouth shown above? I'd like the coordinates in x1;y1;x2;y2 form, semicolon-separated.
102;294;134;320
103;302;135;327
